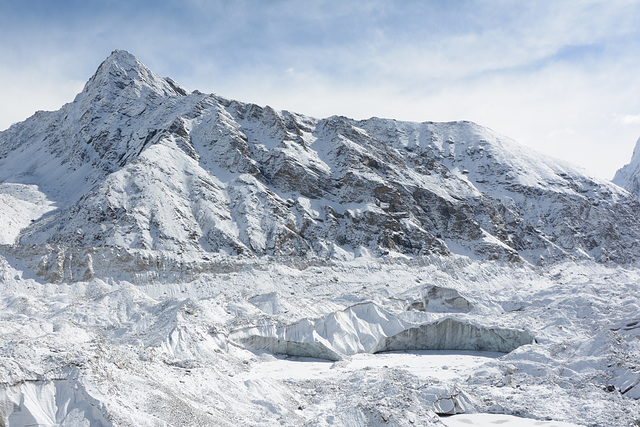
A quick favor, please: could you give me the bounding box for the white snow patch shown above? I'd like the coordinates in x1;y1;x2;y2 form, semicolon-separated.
242;350;501;382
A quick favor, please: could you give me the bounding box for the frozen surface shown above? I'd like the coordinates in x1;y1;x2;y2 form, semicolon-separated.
244;351;502;382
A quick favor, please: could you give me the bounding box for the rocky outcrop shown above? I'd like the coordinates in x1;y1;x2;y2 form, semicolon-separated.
421;285;474;312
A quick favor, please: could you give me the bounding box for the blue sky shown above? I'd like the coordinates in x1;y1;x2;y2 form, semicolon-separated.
1;0;639;179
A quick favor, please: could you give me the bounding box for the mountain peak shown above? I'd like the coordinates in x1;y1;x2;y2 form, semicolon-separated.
3;50;640;265
77;50;188;103
104;49;140;68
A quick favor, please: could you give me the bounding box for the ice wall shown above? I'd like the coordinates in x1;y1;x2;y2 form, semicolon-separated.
0;380;111;426
233;303;534;360
372;317;535;354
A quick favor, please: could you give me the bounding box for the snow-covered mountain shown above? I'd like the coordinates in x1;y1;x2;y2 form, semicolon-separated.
613;136;640;200
2;50;640;270
1;51;640;427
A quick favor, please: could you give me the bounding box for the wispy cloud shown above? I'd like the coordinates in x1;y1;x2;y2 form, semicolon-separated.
617;114;640;125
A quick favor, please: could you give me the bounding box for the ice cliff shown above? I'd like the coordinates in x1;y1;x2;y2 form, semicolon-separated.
233;302;534;360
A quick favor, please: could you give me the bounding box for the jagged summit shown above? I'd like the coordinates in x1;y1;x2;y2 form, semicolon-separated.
613;136;640;200
102;49;142;71
1;50;640;268
76;49;188;106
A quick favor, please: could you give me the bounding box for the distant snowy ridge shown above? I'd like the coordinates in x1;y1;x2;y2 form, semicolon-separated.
2;49;640;271
614;136;640;201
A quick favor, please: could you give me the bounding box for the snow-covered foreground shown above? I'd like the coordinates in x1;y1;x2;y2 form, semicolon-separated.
244;350;503;382
441;413;582;426
0;252;639;426
349;351;498;380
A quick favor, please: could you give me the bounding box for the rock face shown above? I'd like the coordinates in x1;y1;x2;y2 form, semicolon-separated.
2;50;640;264
614;137;640;201
422;285;474;312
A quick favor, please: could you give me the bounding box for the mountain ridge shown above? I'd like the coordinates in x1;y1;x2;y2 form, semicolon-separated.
1;50;640;271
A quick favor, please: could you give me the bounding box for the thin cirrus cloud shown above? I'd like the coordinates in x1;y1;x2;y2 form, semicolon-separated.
0;0;639;179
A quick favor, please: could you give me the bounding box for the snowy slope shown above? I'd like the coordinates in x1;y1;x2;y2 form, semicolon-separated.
0;183;55;244
2;50;640;267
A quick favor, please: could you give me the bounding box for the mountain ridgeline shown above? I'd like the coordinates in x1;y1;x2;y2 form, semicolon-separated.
2;50;640;270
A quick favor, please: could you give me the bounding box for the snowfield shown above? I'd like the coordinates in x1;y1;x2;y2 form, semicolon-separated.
1;50;640;426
